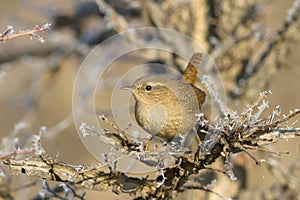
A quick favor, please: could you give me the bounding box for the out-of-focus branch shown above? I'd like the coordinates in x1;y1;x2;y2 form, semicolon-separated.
95;0;128;33
236;0;300;89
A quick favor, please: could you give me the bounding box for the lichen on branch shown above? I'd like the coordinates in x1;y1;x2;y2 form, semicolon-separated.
4;92;300;199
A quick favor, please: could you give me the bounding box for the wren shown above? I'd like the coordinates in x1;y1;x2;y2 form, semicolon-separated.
122;53;206;150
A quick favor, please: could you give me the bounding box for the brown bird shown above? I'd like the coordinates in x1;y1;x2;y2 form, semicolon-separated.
122;53;206;151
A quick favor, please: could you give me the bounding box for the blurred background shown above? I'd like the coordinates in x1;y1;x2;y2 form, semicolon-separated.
0;0;299;199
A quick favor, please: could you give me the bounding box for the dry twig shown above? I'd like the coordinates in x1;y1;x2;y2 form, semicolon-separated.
0;23;51;43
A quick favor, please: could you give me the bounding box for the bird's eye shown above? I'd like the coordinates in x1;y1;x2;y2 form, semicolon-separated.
145;85;152;91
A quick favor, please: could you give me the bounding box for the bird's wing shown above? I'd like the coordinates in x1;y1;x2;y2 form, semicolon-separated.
191;84;206;108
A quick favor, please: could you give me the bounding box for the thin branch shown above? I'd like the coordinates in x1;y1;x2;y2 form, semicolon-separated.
0;23;51;43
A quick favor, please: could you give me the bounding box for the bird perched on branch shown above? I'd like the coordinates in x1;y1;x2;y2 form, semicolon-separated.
122;52;206;151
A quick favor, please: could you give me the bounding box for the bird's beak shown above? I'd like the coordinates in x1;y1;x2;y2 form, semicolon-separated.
120;85;133;91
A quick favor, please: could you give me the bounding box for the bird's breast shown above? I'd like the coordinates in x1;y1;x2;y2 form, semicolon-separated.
134;101;193;139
